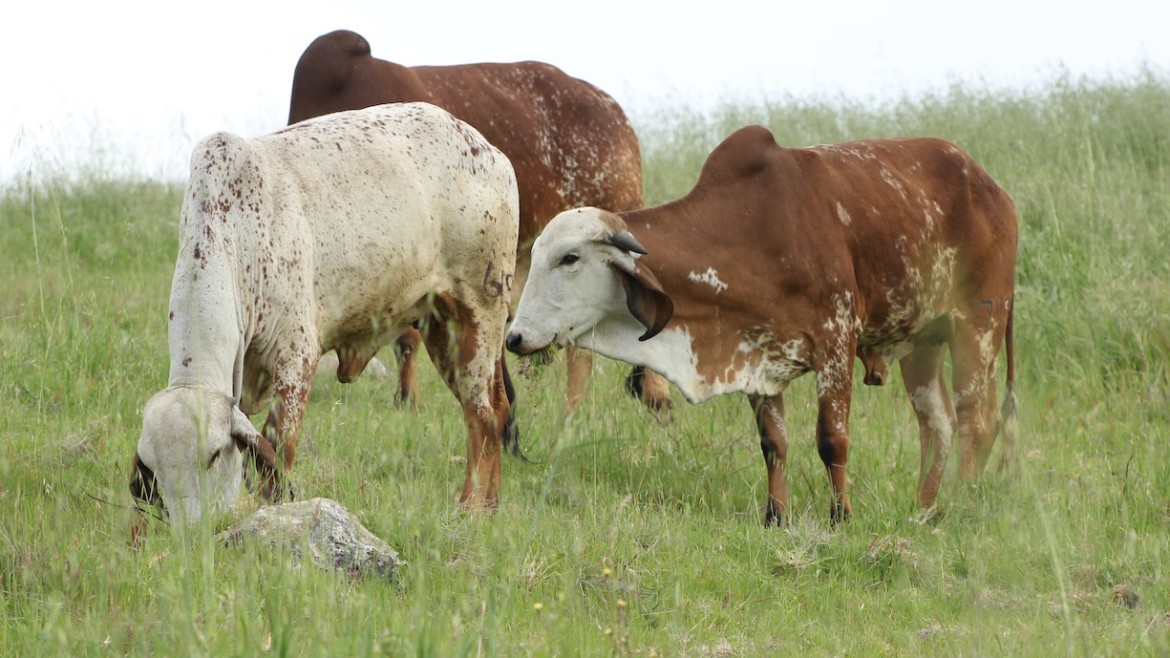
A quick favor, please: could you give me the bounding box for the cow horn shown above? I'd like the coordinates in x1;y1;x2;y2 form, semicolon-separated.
609;230;648;255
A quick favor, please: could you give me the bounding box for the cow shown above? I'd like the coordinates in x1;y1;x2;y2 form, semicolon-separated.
287;28;671;416
129;102;520;528
505;125;1018;525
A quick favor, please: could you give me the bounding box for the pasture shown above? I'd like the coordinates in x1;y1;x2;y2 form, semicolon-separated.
2;71;1169;656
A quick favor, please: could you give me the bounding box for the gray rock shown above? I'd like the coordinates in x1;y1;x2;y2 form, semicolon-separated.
218;498;404;581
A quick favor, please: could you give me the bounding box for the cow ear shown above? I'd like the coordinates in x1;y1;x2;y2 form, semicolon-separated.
129;452;161;506
128;452;163;548
610;257;674;341
229;406;285;502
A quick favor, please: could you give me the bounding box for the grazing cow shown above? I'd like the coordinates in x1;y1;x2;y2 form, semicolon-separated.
129;102;520;526
505;125;1018;525
287;28;671;414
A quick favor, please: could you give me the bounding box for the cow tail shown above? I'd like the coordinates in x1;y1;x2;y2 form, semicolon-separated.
500;354;533;463
996;297;1018;474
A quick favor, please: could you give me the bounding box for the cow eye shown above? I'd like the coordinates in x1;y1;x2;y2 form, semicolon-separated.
208;447;223;469
559;253;580;267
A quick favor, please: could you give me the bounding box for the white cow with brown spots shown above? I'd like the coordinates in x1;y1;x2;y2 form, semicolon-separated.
506;125;1018;525
130;102;520;528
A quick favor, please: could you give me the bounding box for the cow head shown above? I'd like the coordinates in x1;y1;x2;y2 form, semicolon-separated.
130;386;281;526
506;207;673;357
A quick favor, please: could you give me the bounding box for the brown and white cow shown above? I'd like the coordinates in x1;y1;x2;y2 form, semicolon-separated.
287;28;670;414
505;125;1018;524
130;102;519;528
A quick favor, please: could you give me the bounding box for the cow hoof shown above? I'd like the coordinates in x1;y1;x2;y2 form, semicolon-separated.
262;479;297;504
763;504;786;527
829;502;851;526
458;495;500;513
649;403;674;426
393;391;420;410
910;506;942;526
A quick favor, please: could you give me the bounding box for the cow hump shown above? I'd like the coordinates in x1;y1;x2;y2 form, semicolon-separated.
301;29;371;64
695;125;781;189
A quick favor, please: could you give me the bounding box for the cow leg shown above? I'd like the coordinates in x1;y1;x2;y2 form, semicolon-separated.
258;363;314;500
899;343;955;509
952;303;1008;480
814;348;854;524
638;369;673;412
422;293;510;510
625;366;674;422
564;346;593;411
393;328;423;409
566;350;673;419
749;393;789;526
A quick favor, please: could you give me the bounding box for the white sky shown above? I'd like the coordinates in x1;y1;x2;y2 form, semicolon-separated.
2;0;1166;185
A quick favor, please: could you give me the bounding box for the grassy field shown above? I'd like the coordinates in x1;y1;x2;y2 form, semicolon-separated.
2;70;1169;656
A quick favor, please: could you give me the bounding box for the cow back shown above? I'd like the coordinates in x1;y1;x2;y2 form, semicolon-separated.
624;126;1016;355
287;30;642;255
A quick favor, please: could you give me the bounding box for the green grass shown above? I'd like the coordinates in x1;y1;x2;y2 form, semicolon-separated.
3;69;1170;656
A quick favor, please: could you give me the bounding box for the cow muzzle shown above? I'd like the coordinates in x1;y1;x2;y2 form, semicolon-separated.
505;329;558;356
504;331;528;355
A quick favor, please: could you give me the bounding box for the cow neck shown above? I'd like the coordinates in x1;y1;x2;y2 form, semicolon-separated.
578;208;712;404
165;202;247;397
577;317;705;401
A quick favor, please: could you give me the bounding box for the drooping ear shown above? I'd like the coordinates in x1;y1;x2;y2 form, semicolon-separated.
609;256;674;341
128;452;162;547
129;452;161;507
229;405;284;501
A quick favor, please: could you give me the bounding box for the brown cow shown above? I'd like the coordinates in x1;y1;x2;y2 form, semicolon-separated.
287;29;670;415
505;125;1018;525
